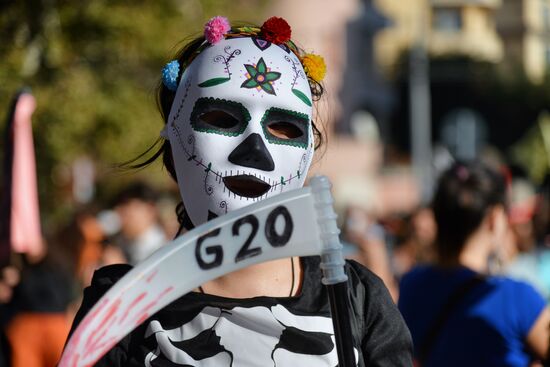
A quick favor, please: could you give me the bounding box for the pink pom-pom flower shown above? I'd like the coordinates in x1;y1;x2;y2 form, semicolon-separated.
204;16;231;45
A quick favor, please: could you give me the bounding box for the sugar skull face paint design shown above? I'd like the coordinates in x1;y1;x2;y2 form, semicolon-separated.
165;37;314;226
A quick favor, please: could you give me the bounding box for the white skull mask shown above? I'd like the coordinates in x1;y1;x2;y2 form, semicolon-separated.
164;37;314;226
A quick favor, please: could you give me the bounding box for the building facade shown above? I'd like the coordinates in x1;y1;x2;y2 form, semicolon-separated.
497;0;550;81
376;0;550;82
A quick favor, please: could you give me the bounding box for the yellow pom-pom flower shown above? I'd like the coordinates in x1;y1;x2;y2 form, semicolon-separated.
301;53;326;83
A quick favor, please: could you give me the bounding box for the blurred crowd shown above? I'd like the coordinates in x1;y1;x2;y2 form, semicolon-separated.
342;156;550;366
0;182;179;367
2;155;550;366
343;162;550;304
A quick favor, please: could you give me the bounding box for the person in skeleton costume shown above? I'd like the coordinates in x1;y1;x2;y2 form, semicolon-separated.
67;16;412;366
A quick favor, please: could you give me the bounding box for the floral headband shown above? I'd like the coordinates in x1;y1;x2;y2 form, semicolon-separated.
162;16;326;92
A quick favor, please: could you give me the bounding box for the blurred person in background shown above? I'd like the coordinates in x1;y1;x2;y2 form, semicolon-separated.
111;182;167;265
51;208;125;288
342;204;436;303
534;174;550;249
4;208;124;367
391;207;436;282
399;161;549;367
527;173;550;298
155;192;181;239
0;266;19;367
343;206;399;301
4;241;74;367
502;174;550;298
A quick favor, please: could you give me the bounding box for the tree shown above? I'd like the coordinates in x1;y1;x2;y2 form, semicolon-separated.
0;0;268;228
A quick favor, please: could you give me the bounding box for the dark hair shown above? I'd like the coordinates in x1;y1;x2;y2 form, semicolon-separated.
431;161;507;263
111;181;159;207
122;25;326;232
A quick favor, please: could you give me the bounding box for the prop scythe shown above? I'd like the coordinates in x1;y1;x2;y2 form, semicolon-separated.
59;176;356;367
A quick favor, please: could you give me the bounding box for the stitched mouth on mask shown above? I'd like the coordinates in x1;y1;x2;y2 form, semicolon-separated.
222;175;271;198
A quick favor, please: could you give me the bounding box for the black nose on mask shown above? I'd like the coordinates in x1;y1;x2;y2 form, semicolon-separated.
228;133;275;171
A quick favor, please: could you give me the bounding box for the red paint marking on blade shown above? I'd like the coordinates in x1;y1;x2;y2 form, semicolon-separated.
159;286;174;298
61;297;110;367
139;300;157;314
129;286;174;328
84;299;121;356
136;313;150;326
97;299;121;330
118;292;146;325
131;300;157;327
94;337;118;354
71;286;176;364
84;315;119;358
146;270;158;283
70;353;80;367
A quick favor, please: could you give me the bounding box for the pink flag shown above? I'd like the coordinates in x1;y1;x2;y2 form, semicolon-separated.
8;92;43;256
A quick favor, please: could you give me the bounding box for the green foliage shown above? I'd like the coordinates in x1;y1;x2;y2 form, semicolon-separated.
0;0;268;227
511;112;550;184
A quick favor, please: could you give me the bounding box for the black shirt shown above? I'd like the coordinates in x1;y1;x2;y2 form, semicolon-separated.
69;256;412;366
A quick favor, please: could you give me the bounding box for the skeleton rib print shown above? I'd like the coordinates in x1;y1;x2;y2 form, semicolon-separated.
143;304;343;367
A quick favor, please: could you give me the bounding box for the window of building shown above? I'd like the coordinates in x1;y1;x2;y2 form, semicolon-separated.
432;8;462;32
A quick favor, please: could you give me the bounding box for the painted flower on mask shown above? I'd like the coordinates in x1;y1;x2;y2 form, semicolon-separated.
204;16;231;45
301;53;326;83
260;17;291;45
241;58;281;95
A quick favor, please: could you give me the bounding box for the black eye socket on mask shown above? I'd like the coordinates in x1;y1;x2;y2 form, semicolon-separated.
190;97;250;136
261;108;310;149
200;110;239;129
